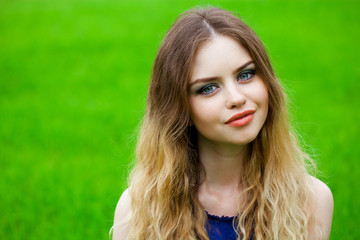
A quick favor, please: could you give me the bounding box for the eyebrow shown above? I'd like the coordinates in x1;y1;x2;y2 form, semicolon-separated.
190;60;254;86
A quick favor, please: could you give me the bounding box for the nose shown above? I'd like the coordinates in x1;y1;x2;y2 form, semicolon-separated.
225;83;246;109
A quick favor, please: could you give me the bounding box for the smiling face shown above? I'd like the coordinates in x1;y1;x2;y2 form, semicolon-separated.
189;35;269;147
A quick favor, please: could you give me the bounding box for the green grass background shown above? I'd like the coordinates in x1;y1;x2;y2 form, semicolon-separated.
1;0;359;239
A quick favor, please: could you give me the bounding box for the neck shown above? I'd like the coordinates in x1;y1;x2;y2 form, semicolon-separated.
197;135;248;190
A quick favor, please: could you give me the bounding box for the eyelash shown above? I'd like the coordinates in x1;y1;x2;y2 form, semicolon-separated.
236;69;256;82
197;83;219;95
196;69;256;95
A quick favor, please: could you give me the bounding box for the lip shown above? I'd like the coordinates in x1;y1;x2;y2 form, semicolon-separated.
225;110;255;127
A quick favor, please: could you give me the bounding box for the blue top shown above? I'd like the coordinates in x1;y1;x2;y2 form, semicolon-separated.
205;212;238;240
205;212;254;240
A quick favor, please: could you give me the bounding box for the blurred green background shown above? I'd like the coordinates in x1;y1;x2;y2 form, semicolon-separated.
1;0;359;239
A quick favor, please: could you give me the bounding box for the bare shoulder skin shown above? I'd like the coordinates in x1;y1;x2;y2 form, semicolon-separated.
113;188;131;240
309;176;334;240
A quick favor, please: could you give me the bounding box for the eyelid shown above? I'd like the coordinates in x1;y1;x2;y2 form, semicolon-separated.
237;68;256;81
192;67;256;94
240;68;255;74
196;82;219;95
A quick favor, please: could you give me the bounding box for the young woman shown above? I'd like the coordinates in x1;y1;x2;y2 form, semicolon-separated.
112;7;333;240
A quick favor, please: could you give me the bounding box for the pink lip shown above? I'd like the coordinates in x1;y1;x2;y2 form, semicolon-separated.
225;110;255;127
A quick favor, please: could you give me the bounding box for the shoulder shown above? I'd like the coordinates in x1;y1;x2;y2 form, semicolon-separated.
115;188;131;216
309;176;334;240
113;188;131;240
309;176;333;200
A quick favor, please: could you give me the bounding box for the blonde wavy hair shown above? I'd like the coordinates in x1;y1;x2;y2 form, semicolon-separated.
126;7;320;240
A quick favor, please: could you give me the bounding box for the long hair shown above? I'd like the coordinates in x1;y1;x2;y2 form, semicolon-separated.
127;7;320;240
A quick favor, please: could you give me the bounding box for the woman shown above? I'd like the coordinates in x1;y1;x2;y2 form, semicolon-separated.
112;7;333;240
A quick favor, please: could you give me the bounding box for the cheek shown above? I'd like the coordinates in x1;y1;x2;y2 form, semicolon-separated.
190;103;206;124
261;88;269;110
189;98;218;125
258;84;269;120
253;80;269;108
247;80;269;121
189;98;201;123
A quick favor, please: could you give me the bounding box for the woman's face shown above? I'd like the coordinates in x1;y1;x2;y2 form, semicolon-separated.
188;35;268;147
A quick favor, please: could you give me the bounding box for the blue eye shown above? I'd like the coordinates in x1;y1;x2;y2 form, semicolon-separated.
237;69;256;82
197;83;218;95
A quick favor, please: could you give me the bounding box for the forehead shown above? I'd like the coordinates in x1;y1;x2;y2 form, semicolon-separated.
190;35;252;81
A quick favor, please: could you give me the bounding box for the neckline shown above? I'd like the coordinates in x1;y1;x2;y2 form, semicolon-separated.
205;211;236;221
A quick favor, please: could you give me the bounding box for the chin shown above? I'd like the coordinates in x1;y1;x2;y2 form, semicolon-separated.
237;133;261;146
225;134;258;146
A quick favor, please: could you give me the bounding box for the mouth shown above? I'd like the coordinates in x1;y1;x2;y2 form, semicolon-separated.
225;110;255;127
